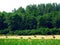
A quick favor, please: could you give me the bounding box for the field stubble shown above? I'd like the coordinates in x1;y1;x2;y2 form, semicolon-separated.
0;35;60;39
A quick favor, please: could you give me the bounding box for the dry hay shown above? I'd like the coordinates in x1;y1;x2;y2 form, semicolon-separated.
0;35;60;39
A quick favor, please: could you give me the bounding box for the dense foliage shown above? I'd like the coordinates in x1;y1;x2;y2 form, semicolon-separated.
0;3;60;35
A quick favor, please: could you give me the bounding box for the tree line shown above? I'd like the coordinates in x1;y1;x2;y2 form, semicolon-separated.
0;3;60;35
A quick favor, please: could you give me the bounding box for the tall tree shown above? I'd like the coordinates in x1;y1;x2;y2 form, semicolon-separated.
8;14;23;30
38;4;45;15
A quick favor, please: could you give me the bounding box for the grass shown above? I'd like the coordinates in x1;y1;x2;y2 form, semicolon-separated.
0;39;60;45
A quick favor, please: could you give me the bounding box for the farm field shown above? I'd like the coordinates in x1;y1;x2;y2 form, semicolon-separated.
0;35;60;39
0;39;60;45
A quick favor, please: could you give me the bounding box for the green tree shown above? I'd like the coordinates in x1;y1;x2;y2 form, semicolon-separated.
0;12;8;30
38;4;45;15
8;14;23;30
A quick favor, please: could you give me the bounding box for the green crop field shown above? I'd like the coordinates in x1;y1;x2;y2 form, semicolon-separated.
0;39;60;45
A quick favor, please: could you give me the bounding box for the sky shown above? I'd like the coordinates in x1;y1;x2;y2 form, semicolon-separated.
0;0;60;12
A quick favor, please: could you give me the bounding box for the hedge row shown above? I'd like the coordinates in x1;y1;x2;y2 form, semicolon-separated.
0;28;60;35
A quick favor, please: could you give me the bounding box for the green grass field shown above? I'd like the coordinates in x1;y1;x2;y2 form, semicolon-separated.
0;39;60;45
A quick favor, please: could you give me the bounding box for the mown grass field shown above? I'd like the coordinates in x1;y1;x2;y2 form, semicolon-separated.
0;39;60;45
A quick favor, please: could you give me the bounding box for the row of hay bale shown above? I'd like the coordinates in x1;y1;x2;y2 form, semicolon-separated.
0;35;60;39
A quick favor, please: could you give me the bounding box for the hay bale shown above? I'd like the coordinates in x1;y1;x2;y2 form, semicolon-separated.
28;37;31;39
34;35;37;37
41;37;44;39
20;37;23;39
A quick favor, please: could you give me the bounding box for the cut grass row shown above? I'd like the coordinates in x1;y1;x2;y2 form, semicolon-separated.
0;39;60;45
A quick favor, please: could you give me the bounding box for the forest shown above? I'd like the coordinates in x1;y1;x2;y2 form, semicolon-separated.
0;3;60;35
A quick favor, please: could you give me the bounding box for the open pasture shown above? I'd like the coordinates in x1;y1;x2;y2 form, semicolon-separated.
0;39;60;45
